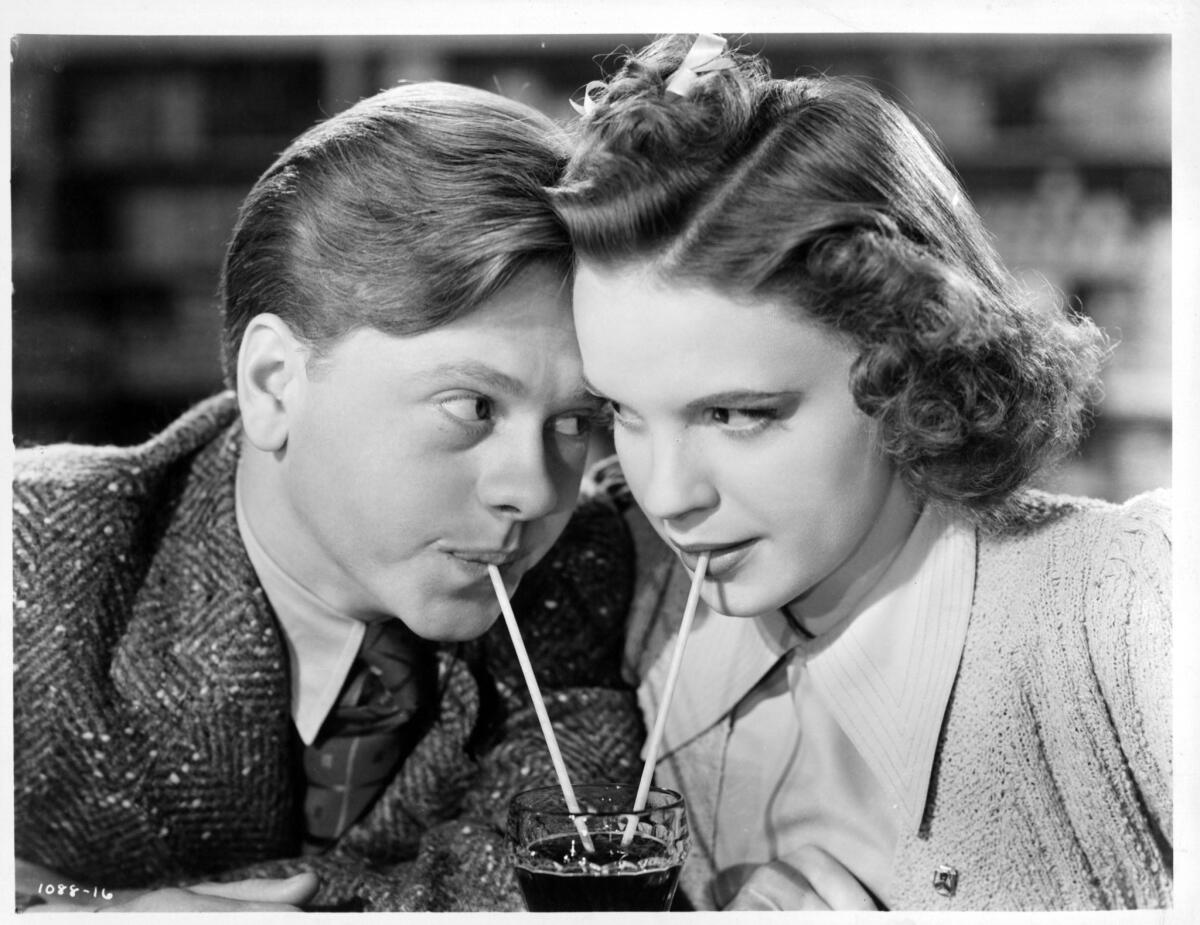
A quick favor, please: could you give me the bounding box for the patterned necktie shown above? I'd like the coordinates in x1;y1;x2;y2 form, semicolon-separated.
302;619;435;851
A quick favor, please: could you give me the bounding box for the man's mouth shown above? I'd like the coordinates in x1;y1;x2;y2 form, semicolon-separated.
440;545;523;567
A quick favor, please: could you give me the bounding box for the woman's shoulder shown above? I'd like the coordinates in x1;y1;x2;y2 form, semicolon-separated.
985;487;1169;549
975;487;1171;647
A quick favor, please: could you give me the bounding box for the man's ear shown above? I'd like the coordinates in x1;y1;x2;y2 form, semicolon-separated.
237;314;308;452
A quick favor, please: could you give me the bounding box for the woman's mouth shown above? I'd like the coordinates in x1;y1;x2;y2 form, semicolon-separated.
671;539;757;579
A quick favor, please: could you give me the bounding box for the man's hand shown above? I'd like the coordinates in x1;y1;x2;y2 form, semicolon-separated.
724;846;879;911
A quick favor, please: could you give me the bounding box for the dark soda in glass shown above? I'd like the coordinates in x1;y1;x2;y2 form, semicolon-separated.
507;783;689;912
514;830;682;911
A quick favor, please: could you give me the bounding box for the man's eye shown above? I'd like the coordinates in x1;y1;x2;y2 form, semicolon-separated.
608;401;636;426
441;395;493;423
550;412;595;438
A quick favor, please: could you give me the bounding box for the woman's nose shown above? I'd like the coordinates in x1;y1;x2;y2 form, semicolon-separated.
636;432;718;525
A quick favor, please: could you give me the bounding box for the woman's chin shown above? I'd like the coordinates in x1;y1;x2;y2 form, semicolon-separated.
701;581;790;619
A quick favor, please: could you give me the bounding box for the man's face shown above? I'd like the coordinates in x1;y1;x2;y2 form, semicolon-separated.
263;264;597;641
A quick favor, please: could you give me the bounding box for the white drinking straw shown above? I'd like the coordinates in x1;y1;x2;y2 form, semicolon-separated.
621;552;710;846
488;565;594;853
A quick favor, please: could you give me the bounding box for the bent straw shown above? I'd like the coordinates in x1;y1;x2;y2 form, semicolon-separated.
488;565;594;853
621;552;710;846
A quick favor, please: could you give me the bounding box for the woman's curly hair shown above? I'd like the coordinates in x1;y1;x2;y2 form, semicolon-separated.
552;34;1109;527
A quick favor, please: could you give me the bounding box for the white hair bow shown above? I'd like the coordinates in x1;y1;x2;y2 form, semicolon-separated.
569;33;735;116
664;33;735;97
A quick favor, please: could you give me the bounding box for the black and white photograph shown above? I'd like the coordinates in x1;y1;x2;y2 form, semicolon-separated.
6;2;1197;920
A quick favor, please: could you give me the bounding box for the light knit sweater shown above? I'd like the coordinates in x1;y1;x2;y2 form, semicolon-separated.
623;490;1172;910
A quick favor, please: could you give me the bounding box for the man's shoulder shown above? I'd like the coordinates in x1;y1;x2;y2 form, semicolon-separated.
14;393;240;507
13;393;244;598
545;496;634;583
519;496;635;630
496;497;635;687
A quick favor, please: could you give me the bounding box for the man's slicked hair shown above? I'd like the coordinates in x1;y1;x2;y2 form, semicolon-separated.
219;81;571;385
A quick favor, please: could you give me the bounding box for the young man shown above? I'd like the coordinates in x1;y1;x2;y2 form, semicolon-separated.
13;82;640;912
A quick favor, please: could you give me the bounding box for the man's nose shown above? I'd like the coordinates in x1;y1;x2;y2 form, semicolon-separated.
476;426;563;522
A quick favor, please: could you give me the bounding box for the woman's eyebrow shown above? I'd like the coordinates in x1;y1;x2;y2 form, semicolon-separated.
582;377;799;410
683;389;799;414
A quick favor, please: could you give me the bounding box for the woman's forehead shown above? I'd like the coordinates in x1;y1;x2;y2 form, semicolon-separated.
573;269;851;402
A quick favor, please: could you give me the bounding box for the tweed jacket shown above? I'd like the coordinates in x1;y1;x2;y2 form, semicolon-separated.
622;490;1171;911
13;393;643;912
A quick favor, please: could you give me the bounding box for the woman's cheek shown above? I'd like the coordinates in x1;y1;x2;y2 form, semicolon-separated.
613;428;651;496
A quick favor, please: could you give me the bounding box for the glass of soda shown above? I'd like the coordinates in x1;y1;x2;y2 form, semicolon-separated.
507;782;689;912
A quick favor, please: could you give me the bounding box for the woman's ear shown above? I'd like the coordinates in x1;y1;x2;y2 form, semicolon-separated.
237;314;307;452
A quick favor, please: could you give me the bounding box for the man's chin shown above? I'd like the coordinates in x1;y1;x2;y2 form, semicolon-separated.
399;599;504;644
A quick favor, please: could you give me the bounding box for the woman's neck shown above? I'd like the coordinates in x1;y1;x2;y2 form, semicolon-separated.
787;475;921;637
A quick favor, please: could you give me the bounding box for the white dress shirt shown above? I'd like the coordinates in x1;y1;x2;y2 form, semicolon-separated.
235;470;364;745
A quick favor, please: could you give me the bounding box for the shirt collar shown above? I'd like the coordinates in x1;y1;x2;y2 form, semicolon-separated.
806;505;976;832
235;469;364;745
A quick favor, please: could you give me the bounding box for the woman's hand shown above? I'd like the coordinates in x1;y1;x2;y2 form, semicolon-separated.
724;846;879;911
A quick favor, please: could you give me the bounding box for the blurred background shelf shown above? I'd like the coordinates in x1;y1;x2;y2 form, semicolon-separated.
10;32;1171;501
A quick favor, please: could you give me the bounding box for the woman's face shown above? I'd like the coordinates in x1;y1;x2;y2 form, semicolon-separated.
573;260;918;623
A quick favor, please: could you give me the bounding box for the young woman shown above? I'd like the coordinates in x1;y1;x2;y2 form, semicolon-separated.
555;34;1171;912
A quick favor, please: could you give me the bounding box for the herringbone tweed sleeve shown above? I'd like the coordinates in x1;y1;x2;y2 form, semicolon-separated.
215;498;646;911
14;401;301;893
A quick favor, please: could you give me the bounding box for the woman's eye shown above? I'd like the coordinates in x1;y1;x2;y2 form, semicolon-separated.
710;407;777;430
441;395;493;423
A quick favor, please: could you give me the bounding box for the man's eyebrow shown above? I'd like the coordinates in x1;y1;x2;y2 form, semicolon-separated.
416;361;526;396
418;361;598;407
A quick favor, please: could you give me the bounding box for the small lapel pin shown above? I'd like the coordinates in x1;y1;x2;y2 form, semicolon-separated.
932;865;959;897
